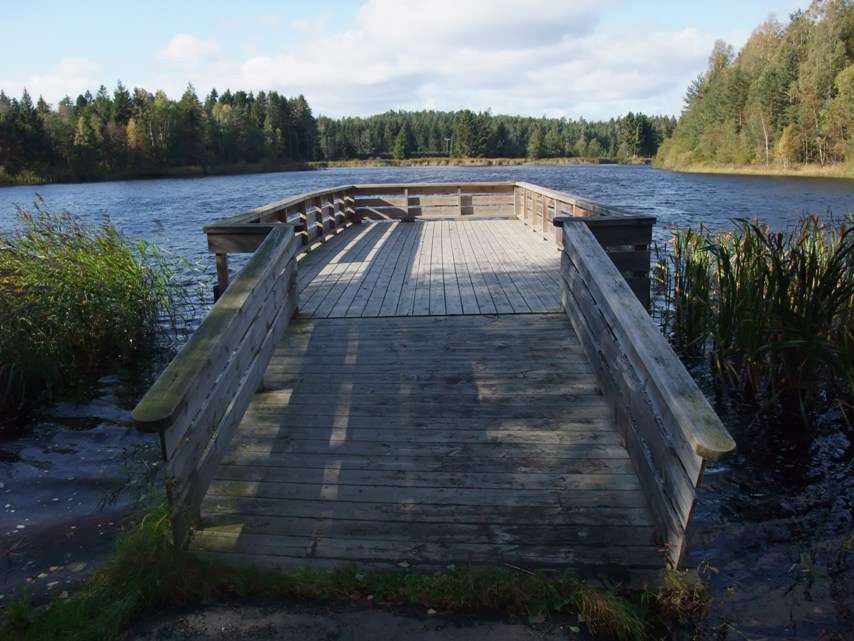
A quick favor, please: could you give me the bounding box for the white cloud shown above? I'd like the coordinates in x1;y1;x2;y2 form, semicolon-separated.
0;58;102;103
4;1;723;118
155;0;715;119
156;34;220;64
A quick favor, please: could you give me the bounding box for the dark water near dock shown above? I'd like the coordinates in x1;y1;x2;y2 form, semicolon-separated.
1;165;852;638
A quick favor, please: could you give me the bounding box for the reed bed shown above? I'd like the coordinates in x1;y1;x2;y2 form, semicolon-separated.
0;201;192;427
654;216;854;425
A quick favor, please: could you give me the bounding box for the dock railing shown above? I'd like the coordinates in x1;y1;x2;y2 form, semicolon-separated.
132;224;300;544
133;181;733;559
554;215;735;565
202;181;655;306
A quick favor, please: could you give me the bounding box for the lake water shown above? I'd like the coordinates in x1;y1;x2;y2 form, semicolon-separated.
1;165;852;639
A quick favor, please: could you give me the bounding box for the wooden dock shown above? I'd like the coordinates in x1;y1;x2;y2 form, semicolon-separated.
133;182;735;585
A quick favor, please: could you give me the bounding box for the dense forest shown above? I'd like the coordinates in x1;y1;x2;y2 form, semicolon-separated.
0;80;674;184
0;86;318;184
657;0;854;170
317;110;675;161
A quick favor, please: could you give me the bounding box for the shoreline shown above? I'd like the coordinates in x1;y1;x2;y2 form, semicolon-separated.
0;157;643;189
658;161;854;180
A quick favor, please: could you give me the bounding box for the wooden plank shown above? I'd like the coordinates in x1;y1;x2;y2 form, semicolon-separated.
218;451;637;476
448;219;480;314
473;221;532;313
412;221;435;315
202;495;651;527
299;224;379;312
193;530;663;568
214;464;639;490
442;221;464;315
198;512;655;547
374;222;420;316
328;223;401;317
358;223;414;317
428;222;446;315
460;221;512;313
342;223;409;317
304;224;386;317
204;478;648;509
226;426;623;448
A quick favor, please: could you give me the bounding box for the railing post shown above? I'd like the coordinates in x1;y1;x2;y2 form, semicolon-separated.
314;197;325;243
345;189;356;223
332;192;341;232
214;253;229;301
299;200;310;253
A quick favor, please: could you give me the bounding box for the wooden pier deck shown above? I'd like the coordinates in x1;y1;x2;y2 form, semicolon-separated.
133;182;735;585
297;219;560;318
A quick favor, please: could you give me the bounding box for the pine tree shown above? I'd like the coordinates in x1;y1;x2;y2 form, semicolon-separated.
527;127;543;159
392;123;410;159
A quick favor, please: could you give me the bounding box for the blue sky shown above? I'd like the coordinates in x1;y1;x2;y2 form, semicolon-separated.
1;0;808;119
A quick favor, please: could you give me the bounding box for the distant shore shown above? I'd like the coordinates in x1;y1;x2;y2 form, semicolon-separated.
0;156;648;188
308;156;639;169
660;162;854;180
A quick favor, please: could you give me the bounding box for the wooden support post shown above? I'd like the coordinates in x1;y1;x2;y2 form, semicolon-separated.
332;192;341;232
299;201;310;253
314;197;325;243
346;190;356;223
404;187;410;220
214;253;229;301
458;187;463;217
527;191;535;228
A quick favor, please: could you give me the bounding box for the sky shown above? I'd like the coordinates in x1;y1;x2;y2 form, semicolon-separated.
0;0;809;120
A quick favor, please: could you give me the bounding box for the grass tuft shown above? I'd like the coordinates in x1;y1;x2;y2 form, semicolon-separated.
1;502;651;641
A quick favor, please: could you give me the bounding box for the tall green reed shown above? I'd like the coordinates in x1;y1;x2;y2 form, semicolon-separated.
655;216;854;426
0;201;196;428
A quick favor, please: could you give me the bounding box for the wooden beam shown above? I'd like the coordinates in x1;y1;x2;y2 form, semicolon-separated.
215;253;229;300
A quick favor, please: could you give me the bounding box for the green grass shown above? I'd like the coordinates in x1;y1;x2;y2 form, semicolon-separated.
654;216;854;424
0;201;193;427
0;502;651;641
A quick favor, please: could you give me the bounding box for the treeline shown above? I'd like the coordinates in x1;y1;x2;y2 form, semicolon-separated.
0;84;319;184
0;81;676;185
658;0;854;169
317;110;675;161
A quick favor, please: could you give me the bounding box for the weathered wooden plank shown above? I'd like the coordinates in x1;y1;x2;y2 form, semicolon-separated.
218;451;637;475
214;465;639;490
198;512;655;547
221;450;636;476
202;495;652;527
371;222;420;317
428;222;446;315
341;223;410;317
226;439;627;461
205;478;649;509
441;221;464;314
193;529;663;568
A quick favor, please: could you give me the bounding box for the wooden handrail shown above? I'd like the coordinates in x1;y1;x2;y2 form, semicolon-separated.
517;183;655;307
555;215;734;565
204;184;355;227
132;223;300;544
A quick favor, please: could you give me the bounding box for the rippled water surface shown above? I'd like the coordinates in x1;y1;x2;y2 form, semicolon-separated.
1;165;852;638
